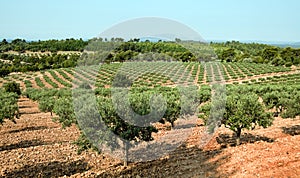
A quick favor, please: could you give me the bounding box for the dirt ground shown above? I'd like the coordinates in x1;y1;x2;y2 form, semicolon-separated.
0;97;299;178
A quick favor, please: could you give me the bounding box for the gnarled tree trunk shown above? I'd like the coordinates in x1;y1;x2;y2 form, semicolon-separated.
236;128;242;146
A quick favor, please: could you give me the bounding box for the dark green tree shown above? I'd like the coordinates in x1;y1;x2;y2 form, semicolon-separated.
38;96;56;116
4;81;21;96
220;48;236;62
223;93;274;145
0;91;19;124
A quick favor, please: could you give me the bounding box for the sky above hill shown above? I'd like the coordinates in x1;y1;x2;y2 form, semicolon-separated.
1;0;299;42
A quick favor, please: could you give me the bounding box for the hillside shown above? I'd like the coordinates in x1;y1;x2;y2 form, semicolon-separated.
0;39;299;177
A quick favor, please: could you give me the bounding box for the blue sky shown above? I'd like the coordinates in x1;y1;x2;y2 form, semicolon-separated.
1;0;299;42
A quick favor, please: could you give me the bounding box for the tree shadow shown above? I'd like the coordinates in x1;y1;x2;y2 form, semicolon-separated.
3;159;89;178
0;139;48;152
19;105;35;109
98;141;235;178
173;123;195;130
8;126;49;133
282;125;300;136
19;111;40;114
216;133;274;147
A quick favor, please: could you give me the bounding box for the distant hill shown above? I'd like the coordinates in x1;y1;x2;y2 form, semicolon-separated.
209;40;300;48
271;42;300;48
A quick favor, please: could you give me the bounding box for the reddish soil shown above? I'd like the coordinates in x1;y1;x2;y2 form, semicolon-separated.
0;97;299;177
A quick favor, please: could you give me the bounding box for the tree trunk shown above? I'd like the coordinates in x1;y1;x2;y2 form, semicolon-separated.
171;121;174;128
236;128;242;146
16;110;20;119
124;142;129;167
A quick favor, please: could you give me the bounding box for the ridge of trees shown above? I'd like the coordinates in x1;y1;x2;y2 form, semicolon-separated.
1;38;300;77
211;41;300;66
0;38;87;53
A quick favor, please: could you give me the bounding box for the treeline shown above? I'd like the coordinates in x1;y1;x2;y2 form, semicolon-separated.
110;40;195;62
83;39;300;65
84;38;199;63
212;41;300;66
0;38;88;53
0;53;79;77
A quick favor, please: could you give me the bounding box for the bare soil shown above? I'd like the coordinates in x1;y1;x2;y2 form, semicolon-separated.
0;97;299;177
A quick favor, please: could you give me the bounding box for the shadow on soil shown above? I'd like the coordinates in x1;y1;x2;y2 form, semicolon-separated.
0;139;48;152
19;111;41;115
282;125;300;136
8;126;50;133
98;141;235;178
3;159;89;178
216;133;274;147
173;123;196;130
19;105;35;109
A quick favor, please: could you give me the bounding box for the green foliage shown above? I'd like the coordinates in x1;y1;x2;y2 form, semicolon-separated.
112;73;131;87
95;88;111;97
220;48;236;62
180;85;200;116
3;81;21;95
24;80;32;88
0;90;19;124
211;41;300;66
223;93;274;144
261;47;279;63
43;74;59;88
271;56;285;66
24;88;72;118
199;85;278;146
0;53;79;75
0;64;10;77
206;85;227;133
97;95;158;142
53;97;76;128
73;133;99;154
96;40;200;63
159;89;181;127
1;39;299;78
262;91;281;110
35;77;45;88
257;85;300;118
198;103;211;123
24;88;57;101
0;38;87;52
38;96;56;116
281;93;300;119
78;82;92;89
198;85;211;102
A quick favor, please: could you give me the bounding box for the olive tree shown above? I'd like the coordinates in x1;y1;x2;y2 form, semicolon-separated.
223;93;274;145
53;97;76;128
38;96;56;116
0;91;19;124
4;81;21;96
